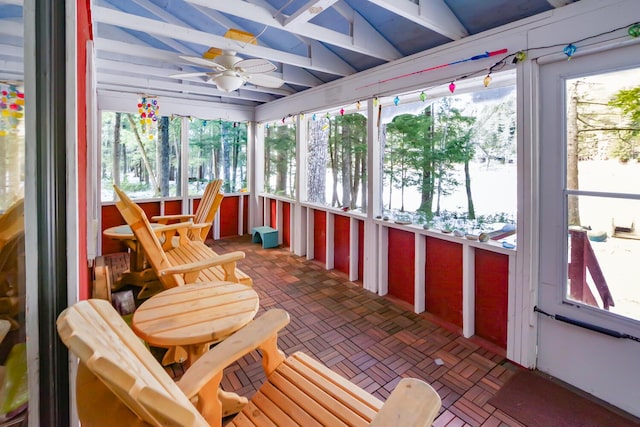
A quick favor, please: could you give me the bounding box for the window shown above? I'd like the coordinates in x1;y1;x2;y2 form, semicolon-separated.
264;122;296;198
188;119;247;195
307;106;368;211
101;111;182;201
380;74;516;237
565;68;640;321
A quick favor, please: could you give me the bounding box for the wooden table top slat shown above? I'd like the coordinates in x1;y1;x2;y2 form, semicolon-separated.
132;282;259;348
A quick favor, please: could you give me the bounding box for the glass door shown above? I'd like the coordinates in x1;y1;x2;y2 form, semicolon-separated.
537;42;640;417
0;0;28;424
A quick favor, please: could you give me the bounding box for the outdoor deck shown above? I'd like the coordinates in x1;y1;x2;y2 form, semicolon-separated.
109;235;639;426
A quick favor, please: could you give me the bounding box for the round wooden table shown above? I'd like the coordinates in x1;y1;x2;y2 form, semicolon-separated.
132;281;259;367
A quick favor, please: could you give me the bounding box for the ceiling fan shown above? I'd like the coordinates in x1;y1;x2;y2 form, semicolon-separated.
172;48;285;92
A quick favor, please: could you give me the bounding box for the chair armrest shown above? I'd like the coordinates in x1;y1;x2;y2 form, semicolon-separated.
152;222;195;250
370;378;441;427
151;214;196;224
151;221;194;234
188;223;209;231
177;309;290;398
158;251;245;278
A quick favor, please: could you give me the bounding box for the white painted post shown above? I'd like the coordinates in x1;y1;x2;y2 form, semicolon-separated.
363;99;381;293
277;200;283;245
237;194;244;237
249;122;264;230
378;225;389;296
306;208;315;260
326;212;335;270
349;217;359;282
462;245;476;338
414;234;426;314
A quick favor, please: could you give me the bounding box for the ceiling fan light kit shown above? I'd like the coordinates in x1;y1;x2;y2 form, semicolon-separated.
173;29;285;92
214;71;244;92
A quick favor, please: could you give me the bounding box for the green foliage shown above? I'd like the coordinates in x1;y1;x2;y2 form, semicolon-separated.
609;87;640;126
608;86;640;161
384;100;477;214
327;113;367;209
102;112;248;199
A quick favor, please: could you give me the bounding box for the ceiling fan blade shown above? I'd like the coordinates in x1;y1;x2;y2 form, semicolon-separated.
243;73;285;88
178;55;226;71
235;58;276;74
169;72;210;79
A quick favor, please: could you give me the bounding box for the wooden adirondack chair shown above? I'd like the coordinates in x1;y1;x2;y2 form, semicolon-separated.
151;179;224;243
0;198;24;329
113;185;252;290
57;299;442;427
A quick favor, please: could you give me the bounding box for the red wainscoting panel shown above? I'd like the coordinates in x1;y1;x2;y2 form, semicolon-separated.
282;202;291;247
474;249;509;349
269;199;277;229
192;197;201;215
101;204;128;255
138;201;161;221
101;201;160;255
313;210;327;263
387;228;415;305
220;196;239;238
425;237;463;327
357;220;364;283
333;215;350;275
164;199;182;216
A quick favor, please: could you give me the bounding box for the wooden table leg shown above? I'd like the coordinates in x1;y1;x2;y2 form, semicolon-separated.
161;345;188;366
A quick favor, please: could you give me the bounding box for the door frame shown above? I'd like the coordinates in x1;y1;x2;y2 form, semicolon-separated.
536;41;640;417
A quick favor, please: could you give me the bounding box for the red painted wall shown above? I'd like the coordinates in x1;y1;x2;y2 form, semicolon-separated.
333;215;350;275
357;220;364;283
282;202;291;247
313;210;326;263
192;198;201;215
269;199;277;229
475;249;509;348
164;199;182;215
78;0;93;299
101;205;128;255
139;201;161;220
425;238;463;327
387;228;415;304
191;197;215;240
220;196;239;238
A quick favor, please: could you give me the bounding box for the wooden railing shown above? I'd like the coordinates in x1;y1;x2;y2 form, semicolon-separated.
568;229;614;310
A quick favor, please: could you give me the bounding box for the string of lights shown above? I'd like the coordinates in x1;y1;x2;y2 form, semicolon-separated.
266;21;639;127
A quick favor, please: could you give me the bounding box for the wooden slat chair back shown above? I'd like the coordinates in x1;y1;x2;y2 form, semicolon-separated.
58;300;442;427
152;179;224;242
0;198;25;329
114;186;251;288
191;179;223;241
57;299;209;426
113;186;185;288
0;198;24;231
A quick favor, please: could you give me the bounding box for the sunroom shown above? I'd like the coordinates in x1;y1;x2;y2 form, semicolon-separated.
2;0;640;425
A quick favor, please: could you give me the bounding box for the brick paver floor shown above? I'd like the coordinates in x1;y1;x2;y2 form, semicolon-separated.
154;234;636;426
